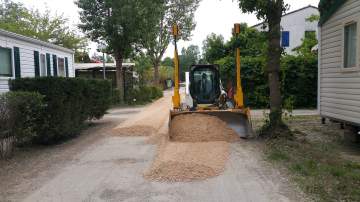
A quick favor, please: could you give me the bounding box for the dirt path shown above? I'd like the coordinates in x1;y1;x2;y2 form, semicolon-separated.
1;91;306;202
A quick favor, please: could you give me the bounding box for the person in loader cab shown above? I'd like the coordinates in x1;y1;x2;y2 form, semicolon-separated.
199;73;212;99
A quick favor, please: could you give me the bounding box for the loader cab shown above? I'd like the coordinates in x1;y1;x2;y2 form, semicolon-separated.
189;64;221;105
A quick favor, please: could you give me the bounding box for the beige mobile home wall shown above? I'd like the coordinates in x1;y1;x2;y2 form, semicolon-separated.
319;0;360;125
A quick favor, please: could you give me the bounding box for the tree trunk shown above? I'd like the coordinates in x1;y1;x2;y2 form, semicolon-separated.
153;60;160;85
115;52;124;102
267;13;283;129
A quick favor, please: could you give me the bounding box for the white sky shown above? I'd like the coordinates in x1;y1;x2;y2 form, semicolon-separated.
15;0;320;58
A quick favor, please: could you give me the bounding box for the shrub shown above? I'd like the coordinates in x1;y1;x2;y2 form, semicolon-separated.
9;77;112;144
111;88;122;105
0;91;43;150
150;86;163;99
0;94;13;140
125;85;163;105
6;92;44;144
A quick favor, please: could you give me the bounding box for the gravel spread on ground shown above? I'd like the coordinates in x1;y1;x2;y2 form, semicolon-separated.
144;141;229;182
111;97;171;137
111;126;156;137
145;113;239;182
170;113;240;142
145;119;169;144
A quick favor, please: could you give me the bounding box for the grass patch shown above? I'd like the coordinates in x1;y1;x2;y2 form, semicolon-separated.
265;134;360;202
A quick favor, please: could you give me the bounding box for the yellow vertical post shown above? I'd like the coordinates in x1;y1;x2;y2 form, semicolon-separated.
233;23;244;108
172;24;180;109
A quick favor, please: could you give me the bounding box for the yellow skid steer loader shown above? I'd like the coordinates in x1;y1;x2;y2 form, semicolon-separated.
170;24;253;138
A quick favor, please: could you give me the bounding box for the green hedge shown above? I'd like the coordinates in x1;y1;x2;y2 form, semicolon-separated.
9;77;112;144
215;54;318;109
0;91;44;144
125;86;163;105
216;56;269;108
281;54;318;108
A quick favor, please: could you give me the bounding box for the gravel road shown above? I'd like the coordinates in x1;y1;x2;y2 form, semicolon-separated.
0;91;307;202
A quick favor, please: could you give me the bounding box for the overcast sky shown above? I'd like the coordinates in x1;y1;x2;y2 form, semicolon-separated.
15;0;320;58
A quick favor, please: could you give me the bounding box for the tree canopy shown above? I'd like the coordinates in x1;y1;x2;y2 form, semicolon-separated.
319;0;347;25
77;0;164;100
143;0;200;83
0;0;86;50
202;33;226;64
202;24;266;64
180;44;200;74
77;0;164;58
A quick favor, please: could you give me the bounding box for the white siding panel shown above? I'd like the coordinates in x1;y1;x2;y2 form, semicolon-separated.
321;103;360;115
321;88;360;95
321;83;360;89
321;29;342;41
321;41;342;52
321;93;360;101
321;51;341;60
322;72;360;78
321;97;360;107
321;35;342;46
321;46;341;56
321;63;342;70
321;67;346;73
321;57;341;65
319;0;360;125
0;79;9;93
322;77;360;83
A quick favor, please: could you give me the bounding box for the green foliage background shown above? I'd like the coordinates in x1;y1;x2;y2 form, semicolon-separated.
202;24;318;109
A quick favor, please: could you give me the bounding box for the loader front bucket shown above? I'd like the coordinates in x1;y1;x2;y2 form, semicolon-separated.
170;109;253;138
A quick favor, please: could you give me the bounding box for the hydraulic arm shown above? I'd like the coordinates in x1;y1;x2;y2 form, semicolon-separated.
172;24;180;109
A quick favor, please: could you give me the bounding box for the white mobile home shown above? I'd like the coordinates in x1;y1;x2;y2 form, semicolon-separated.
0;29;75;93
318;0;360;127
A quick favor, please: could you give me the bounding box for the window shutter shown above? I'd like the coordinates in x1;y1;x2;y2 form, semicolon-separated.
34;51;40;77
14;47;21;78
65;57;69;77
52;55;58;77
46;53;51;76
281;31;290;47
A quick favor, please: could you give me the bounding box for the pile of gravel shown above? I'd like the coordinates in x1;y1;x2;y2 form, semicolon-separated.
144;141;229;182
170;113;240;142
145;113;239;182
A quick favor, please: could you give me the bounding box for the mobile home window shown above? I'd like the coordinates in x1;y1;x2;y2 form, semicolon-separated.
0;47;12;77
344;22;357;68
40;54;46;76
58;58;65;77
